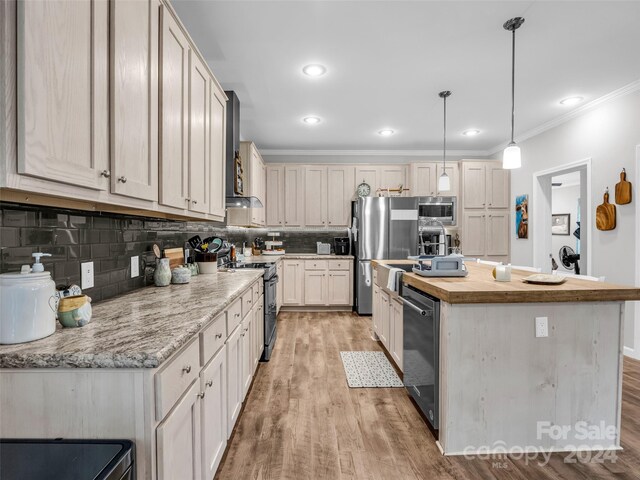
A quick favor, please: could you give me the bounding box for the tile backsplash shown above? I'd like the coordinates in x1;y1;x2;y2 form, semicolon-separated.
0;203;348;303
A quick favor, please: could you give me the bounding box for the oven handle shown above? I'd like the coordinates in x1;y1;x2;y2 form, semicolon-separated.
400;297;427;316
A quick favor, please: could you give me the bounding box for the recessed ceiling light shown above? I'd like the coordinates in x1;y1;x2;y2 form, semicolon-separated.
378;129;395;136
462;129;481;136
559;96;583;106
303;116;321;125
302;64;327;77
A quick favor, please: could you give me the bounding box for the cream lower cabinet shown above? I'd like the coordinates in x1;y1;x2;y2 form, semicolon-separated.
372;269;404;372
240;316;253;399
276;261;283;313
282;258;353;308
200;346;226;480
462;210;509;261
372;284;381;336
304;270;328;305
282;259;304;306
380;290;390;349
390;298;403;371
226;323;243;437
328;270;351;305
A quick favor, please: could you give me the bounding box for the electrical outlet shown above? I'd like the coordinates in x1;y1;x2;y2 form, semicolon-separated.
535;317;549;338
131;256;139;278
81;261;94;289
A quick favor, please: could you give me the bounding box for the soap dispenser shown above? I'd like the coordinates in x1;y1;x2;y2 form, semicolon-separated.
0;252;58;344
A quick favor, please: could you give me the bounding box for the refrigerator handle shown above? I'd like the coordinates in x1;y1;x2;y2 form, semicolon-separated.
360;262;371;286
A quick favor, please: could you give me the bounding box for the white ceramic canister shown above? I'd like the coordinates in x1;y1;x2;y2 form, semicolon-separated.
0;264;58;344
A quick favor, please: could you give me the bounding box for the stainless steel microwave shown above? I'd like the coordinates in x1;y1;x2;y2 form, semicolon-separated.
418;196;457;226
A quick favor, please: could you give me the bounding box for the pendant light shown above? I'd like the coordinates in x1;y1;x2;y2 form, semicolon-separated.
503;17;525;169
438;90;452;192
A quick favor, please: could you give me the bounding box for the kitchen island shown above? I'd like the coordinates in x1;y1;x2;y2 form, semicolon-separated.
372;260;640;456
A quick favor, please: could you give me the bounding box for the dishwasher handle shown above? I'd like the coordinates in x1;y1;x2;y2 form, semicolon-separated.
400;297;427;316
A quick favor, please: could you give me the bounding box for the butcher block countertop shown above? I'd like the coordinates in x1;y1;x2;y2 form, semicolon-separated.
372;260;640;304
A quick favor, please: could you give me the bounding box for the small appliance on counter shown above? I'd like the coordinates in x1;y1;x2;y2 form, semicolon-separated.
334;237;350;255
263;232;285;255
0;253;58;344
411;254;468;278
316;242;331;255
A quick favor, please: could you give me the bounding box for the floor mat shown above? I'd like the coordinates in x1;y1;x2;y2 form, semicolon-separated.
340;351;404;388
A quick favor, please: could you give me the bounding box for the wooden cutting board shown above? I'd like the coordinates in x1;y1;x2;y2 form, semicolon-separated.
596;191;616;231
164;248;184;269
615;168;632;205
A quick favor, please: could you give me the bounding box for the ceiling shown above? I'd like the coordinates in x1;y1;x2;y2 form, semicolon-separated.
172;0;640;153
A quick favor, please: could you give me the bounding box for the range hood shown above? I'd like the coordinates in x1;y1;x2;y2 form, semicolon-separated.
224;91;263;209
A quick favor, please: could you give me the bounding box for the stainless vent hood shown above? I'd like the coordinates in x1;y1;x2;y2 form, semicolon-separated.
224;91;263;208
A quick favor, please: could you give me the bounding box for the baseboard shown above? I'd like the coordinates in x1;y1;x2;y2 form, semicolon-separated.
624;346;640;360
279;306;353;312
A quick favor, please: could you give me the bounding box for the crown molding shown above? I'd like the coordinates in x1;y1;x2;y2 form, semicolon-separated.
489;79;640;155
261;149;490;157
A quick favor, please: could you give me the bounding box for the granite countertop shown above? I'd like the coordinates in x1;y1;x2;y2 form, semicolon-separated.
0;270;263;369
372;260;640;304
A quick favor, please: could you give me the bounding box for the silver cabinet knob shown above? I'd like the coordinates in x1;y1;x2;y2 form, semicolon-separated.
192;200;198;205
185;197;191;202
118;176;127;183
197;392;205;399
182;365;191;374
215;333;222;339
100;170;111;178
206;380;213;388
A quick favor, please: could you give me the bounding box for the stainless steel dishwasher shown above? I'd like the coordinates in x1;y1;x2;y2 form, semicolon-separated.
401;284;440;430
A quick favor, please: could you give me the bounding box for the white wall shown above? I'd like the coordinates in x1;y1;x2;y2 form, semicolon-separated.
551;185;580;272
508;89;640;355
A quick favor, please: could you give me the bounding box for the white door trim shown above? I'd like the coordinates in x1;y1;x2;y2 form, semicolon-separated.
532;158;592;274
627;146;640;360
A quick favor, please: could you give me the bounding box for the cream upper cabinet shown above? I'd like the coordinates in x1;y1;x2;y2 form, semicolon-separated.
160;7;190;209
188;52;210;214
355;166;379;195
379;165;406;194
266;165;285;226
17;0;109;190
110;0;159;201
486;164;510;209
304;166;328;227
327;166;355;227
410;163;437;197
436;162;459;197
462;211;486;257
462;162;486;209
284;166;305;227
227;142;265;227
208;82;226;220
486;211;510;256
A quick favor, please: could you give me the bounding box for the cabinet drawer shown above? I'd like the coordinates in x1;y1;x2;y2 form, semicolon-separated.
252;281;260;303
200;312;226;367
155;338;200;421
305;259;328;271
328;260;350;271
227;298;243;334
242;289;254;317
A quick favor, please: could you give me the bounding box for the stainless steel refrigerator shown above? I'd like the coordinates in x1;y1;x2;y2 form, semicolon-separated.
351;197;419;315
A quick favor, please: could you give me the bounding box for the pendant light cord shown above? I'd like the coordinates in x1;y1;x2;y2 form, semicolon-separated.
510;27;516;144
443;94;447;168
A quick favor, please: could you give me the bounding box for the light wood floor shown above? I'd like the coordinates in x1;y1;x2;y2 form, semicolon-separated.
215;312;640;480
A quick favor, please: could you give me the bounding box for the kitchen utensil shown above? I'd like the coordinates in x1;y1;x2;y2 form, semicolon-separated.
596;189;616;231
198;262;218;274
188;235;203;250
0;253;57;344
171;266;191;284
615;168;632;205
522;274;567;285
164;247;184;268
152;244;161;258
201;237;223;253
58;294;92;328
154;258;171;287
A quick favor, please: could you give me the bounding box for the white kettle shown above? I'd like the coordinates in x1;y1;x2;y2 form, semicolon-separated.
0;253;58;344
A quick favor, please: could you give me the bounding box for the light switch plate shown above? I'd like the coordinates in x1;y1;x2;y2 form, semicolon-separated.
131;256;139;278
535;317;549;338
81;261;94;289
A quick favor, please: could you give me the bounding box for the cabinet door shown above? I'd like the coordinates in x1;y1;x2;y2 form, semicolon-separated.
355;167;379;195
241;317;252;399
372;284;381;336
282;260;303;305
276;262;283;313
18;0;108;190
327;166;355;227
209;82;226;219
110;0;159;201
266;166;285;226
304;271;328;305
391;298;403;371
328;270;351;305
226;324;242;437
254;301;264;367
188;52;210;213
380;291;390;349
304;166;327;227
462;211;486;256
200;346;226;480
157;381;201;480
160;8;190;209
284;166;304;226
486;165;510;209
436;162;459;197
486;211;510;257
462;163;486;209
379;166;406;194
410;163;437;197
259;162;267;226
